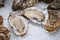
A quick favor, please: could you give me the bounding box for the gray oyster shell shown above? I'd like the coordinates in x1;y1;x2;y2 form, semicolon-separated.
47;0;60;10
12;0;38;11
44;10;60;33
0;15;10;40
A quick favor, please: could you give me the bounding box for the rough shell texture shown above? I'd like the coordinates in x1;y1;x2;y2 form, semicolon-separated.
47;0;60;10
44;10;60;33
12;0;38;11
0;15;10;40
8;13;28;36
0;27;10;40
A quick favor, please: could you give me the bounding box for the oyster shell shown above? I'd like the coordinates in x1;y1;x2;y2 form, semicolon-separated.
0;15;10;40
8;13;28;36
47;0;60;10
0;27;10;40
21;7;48;24
12;0;38;11
44;10;60;33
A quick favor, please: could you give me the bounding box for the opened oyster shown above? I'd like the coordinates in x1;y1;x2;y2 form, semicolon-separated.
0;15;10;40
8;13;28;36
21;7;48;24
44;10;60;33
12;0;38;11
0;0;4;8
47;0;60;10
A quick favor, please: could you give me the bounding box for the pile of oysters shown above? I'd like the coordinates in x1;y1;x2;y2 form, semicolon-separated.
8;7;60;35
0;0;60;40
8;7;48;36
9;0;60;34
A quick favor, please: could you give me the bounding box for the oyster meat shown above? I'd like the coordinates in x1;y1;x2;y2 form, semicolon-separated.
44;10;60;33
8;13;28;36
12;0;38;11
21;7;45;24
47;0;60;10
0;15;10;40
0;0;4;8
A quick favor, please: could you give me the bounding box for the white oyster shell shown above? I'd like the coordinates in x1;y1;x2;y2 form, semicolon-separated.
8;13;28;36
21;7;48;24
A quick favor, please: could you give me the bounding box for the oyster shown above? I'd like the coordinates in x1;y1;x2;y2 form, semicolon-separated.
44;10;60;33
0;15;10;40
8;13;28;36
47;0;60;10
0;0;4;8
21;7;48;24
0;27;10;40
12;0;38;11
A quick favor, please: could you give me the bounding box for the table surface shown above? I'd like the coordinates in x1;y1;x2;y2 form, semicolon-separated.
0;0;60;40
